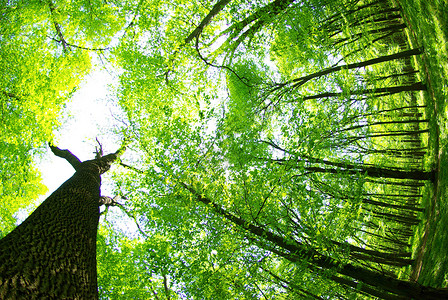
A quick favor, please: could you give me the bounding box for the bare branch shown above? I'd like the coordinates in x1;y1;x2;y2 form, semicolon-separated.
120;162;145;174
49;143;82;170
48;36;109;51
99;195;121;206
95;138;104;159
100;196;148;238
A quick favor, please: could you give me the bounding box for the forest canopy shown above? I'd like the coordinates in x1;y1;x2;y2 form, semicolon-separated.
0;0;443;298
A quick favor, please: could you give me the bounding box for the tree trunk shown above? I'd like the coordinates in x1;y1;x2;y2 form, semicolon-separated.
303;164;434;181
0;144;125;299
302;82;426;101
280;48;423;90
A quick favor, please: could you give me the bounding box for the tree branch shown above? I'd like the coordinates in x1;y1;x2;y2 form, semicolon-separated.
287;48;423;89
95;138;104;159
120;162;145;174
48;1;68;53
49;143;82;170
184;0;232;44
47;36;109;51
100;195;148;238
99;195;121;206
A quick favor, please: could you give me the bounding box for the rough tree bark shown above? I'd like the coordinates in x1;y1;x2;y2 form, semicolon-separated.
0;143;125;299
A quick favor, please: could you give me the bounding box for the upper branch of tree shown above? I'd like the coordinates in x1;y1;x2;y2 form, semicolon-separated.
164;0;232;83
193;36;252;86
184;0;232;44
122;0;145;36
48;1;68;53
254;176;282;221
49;143;82;170
100;195;148;237
47;36;109;52
49;141;127;174
216;0;295;60
95;138;104;159
120;162;145;174
95;141;128;171
1;91;21;101
218;0;295;43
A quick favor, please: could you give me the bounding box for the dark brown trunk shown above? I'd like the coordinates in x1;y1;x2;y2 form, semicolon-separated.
333;23;406;47
286;48;423;89
0;144;125;299
303;165;434;181
330;274;408;300
302;82;426;101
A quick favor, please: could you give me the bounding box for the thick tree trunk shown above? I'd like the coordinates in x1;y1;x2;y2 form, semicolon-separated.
0;144;125;299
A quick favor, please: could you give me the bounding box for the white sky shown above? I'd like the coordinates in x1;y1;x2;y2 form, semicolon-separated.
27;68;142;237
39;69;122;193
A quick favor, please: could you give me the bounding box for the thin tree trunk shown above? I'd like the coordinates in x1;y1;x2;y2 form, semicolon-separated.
301;82;425;101
333;23;406;47
300;163;433;181
362;197;424;212
275;48;423;91
322;0;380;34
327;272;408;300
260;140;434;181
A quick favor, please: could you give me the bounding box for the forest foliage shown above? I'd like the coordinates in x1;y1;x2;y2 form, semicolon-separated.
0;0;441;298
